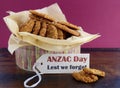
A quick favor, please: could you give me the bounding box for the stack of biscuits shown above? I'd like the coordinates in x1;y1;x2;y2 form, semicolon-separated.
20;10;80;39
72;68;105;83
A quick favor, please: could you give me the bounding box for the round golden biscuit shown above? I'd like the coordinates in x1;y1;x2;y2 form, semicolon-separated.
29;10;55;22
83;68;105;77
58;21;80;30
72;70;98;83
54;23;80;37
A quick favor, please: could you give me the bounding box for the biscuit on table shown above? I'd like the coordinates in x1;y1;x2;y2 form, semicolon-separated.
54;22;80;37
32;21;41;35
39;21;47;37
20;19;35;33
72;70;98;83
83;68;105;77
29;10;55;22
58;21;80;30
72;68;105;83
46;24;58;39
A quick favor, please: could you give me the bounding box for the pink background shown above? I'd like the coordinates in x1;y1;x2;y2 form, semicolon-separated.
1;0;120;48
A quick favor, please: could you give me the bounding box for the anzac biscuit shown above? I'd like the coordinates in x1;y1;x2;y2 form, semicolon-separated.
20;19;35;33
58;21;79;30
54;22;80;37
29;10;55;22
29;14;42;21
83;68;105;77
39;21;47;37
32;21;41;35
19;10;81;39
57;28;64;39
72;70;98;83
46;24;58;39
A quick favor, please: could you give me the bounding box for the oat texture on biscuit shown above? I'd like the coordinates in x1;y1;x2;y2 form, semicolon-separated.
19;10;81;39
83;68;105;77
72;70;98;83
32;21;41;35
46;24;58;39
39;21;47;37
29;10;55;22
72;68;105;83
20;19;35;33
58;21;79;30
57;28;64;39
54;22;80;37
29;14;42;21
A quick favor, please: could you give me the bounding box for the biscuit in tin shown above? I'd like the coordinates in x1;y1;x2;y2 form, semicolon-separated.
57;28;64;39
29;10;55;22
54;22;80;37
58;21;79;30
20;19;35;33
32;21;41;35
46;24;58;39
39;21;47;37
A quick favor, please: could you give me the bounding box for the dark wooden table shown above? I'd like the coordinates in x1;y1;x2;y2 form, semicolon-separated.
0;48;120;88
